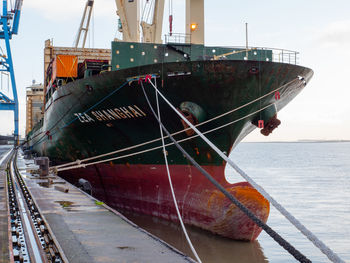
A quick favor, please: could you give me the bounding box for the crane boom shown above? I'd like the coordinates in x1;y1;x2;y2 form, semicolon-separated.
213;48;257;60
141;0;165;43
114;0;204;44
75;0;94;48
115;0;140;42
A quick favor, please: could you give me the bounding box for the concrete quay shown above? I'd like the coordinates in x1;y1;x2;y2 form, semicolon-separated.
0;148;194;263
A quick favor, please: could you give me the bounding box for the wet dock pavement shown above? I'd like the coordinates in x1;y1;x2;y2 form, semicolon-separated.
1;148;194;263
0;146;12;263
0;169;9;263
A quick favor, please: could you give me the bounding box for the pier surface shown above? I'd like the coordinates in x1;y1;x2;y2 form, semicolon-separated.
1;148;193;263
0;146;11;263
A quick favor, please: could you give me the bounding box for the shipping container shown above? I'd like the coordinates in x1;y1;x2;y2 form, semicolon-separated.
53;55;78;78
78;59;109;78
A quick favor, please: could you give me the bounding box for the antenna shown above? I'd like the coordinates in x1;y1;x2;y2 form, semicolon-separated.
245;22;249;59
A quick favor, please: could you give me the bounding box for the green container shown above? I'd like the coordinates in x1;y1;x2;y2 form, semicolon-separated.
111;41;273;71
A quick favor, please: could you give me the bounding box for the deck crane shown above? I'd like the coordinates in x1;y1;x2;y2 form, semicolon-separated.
115;0;164;43
114;0;204;44
140;0;165;43
0;0;23;145
75;0;94;48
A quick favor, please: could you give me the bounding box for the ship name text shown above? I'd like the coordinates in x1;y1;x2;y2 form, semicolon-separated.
74;105;147;123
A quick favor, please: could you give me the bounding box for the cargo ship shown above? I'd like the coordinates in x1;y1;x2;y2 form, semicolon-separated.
26;0;313;241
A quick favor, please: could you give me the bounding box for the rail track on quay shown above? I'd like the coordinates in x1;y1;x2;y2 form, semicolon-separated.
6;149;65;263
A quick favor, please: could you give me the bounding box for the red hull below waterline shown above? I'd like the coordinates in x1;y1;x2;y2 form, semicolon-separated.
60;163;270;241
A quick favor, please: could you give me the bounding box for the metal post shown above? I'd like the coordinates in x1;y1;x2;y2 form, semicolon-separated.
3;27;19;145
245;22;248;59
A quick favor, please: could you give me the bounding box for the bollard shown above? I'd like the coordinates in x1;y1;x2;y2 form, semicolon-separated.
34;157;49;177
23;150;32;159
78;178;92;195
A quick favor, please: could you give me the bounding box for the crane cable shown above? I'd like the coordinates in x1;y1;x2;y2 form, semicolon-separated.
145;76;345;263
141;0;149;23
145;0;154;24
152;80;202;263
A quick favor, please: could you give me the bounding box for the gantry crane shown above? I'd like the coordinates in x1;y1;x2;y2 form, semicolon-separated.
0;0;23;145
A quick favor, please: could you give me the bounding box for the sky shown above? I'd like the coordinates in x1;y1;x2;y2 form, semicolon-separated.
0;0;349;142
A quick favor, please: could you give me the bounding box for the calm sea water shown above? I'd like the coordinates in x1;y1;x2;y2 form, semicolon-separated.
227;142;350;263
124;142;350;263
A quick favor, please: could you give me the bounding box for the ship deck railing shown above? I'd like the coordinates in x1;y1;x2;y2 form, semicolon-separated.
252;46;300;65
204;46;300;65
164;33;191;45
163;33;300;65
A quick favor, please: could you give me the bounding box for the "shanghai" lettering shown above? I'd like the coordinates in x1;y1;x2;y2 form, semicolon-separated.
74;105;147;123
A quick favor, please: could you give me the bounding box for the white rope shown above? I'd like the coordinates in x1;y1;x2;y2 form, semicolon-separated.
153;80;202;263
56;102;274;172
146;79;345;263
54;74;344;262
54;77;299;170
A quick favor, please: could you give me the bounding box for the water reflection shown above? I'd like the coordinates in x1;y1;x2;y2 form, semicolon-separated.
120;209;268;263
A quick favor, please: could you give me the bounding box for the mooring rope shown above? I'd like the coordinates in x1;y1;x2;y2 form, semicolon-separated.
44;72;343;262
55;102;275;172
35;67;342;262
141;78;311;263
145;77;345;263
53;76;300;170
28;81;129;149
152;81;202;263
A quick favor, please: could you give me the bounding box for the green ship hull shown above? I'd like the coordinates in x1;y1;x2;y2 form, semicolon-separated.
27;59;313;240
